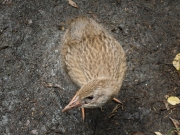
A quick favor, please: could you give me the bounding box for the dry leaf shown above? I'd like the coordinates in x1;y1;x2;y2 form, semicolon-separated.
154;132;163;135
68;0;78;8
163;100;170;110
167;96;180;105
164;95;169;99
173;53;180;70
169;117;180;135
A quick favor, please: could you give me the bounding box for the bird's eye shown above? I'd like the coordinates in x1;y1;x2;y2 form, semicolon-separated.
86;95;93;100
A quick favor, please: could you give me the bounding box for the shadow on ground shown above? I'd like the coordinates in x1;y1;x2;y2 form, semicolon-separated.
0;0;180;135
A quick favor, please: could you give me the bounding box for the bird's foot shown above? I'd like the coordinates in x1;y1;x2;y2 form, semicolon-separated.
108;98;123;118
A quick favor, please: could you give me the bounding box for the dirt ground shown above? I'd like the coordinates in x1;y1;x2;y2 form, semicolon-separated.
0;0;180;135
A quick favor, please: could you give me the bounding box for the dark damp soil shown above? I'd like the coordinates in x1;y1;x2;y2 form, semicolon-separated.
0;0;180;135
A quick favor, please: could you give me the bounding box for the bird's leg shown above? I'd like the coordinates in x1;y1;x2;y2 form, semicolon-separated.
113;98;123;104
81;107;85;122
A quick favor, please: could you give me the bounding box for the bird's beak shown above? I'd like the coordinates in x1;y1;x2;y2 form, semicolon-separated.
62;94;82;112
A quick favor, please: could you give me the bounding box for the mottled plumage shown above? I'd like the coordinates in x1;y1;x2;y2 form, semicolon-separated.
61;17;126;116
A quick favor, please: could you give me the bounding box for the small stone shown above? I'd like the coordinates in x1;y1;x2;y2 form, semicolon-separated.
28;19;32;25
57;25;65;31
25;120;30;126
31;129;38;135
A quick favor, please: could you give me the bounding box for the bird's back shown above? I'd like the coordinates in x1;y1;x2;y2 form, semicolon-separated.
61;17;126;87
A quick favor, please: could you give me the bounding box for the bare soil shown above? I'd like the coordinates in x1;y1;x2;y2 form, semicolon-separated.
0;0;180;135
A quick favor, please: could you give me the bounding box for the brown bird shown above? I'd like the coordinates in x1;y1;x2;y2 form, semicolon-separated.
61;17;127;120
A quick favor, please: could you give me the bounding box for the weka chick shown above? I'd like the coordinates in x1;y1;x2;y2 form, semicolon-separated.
61;17;127;120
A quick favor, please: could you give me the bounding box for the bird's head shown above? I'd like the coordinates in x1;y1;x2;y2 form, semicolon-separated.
62;79;119;112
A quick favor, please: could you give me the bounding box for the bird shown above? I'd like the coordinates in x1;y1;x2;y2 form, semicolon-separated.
61;17;127;121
